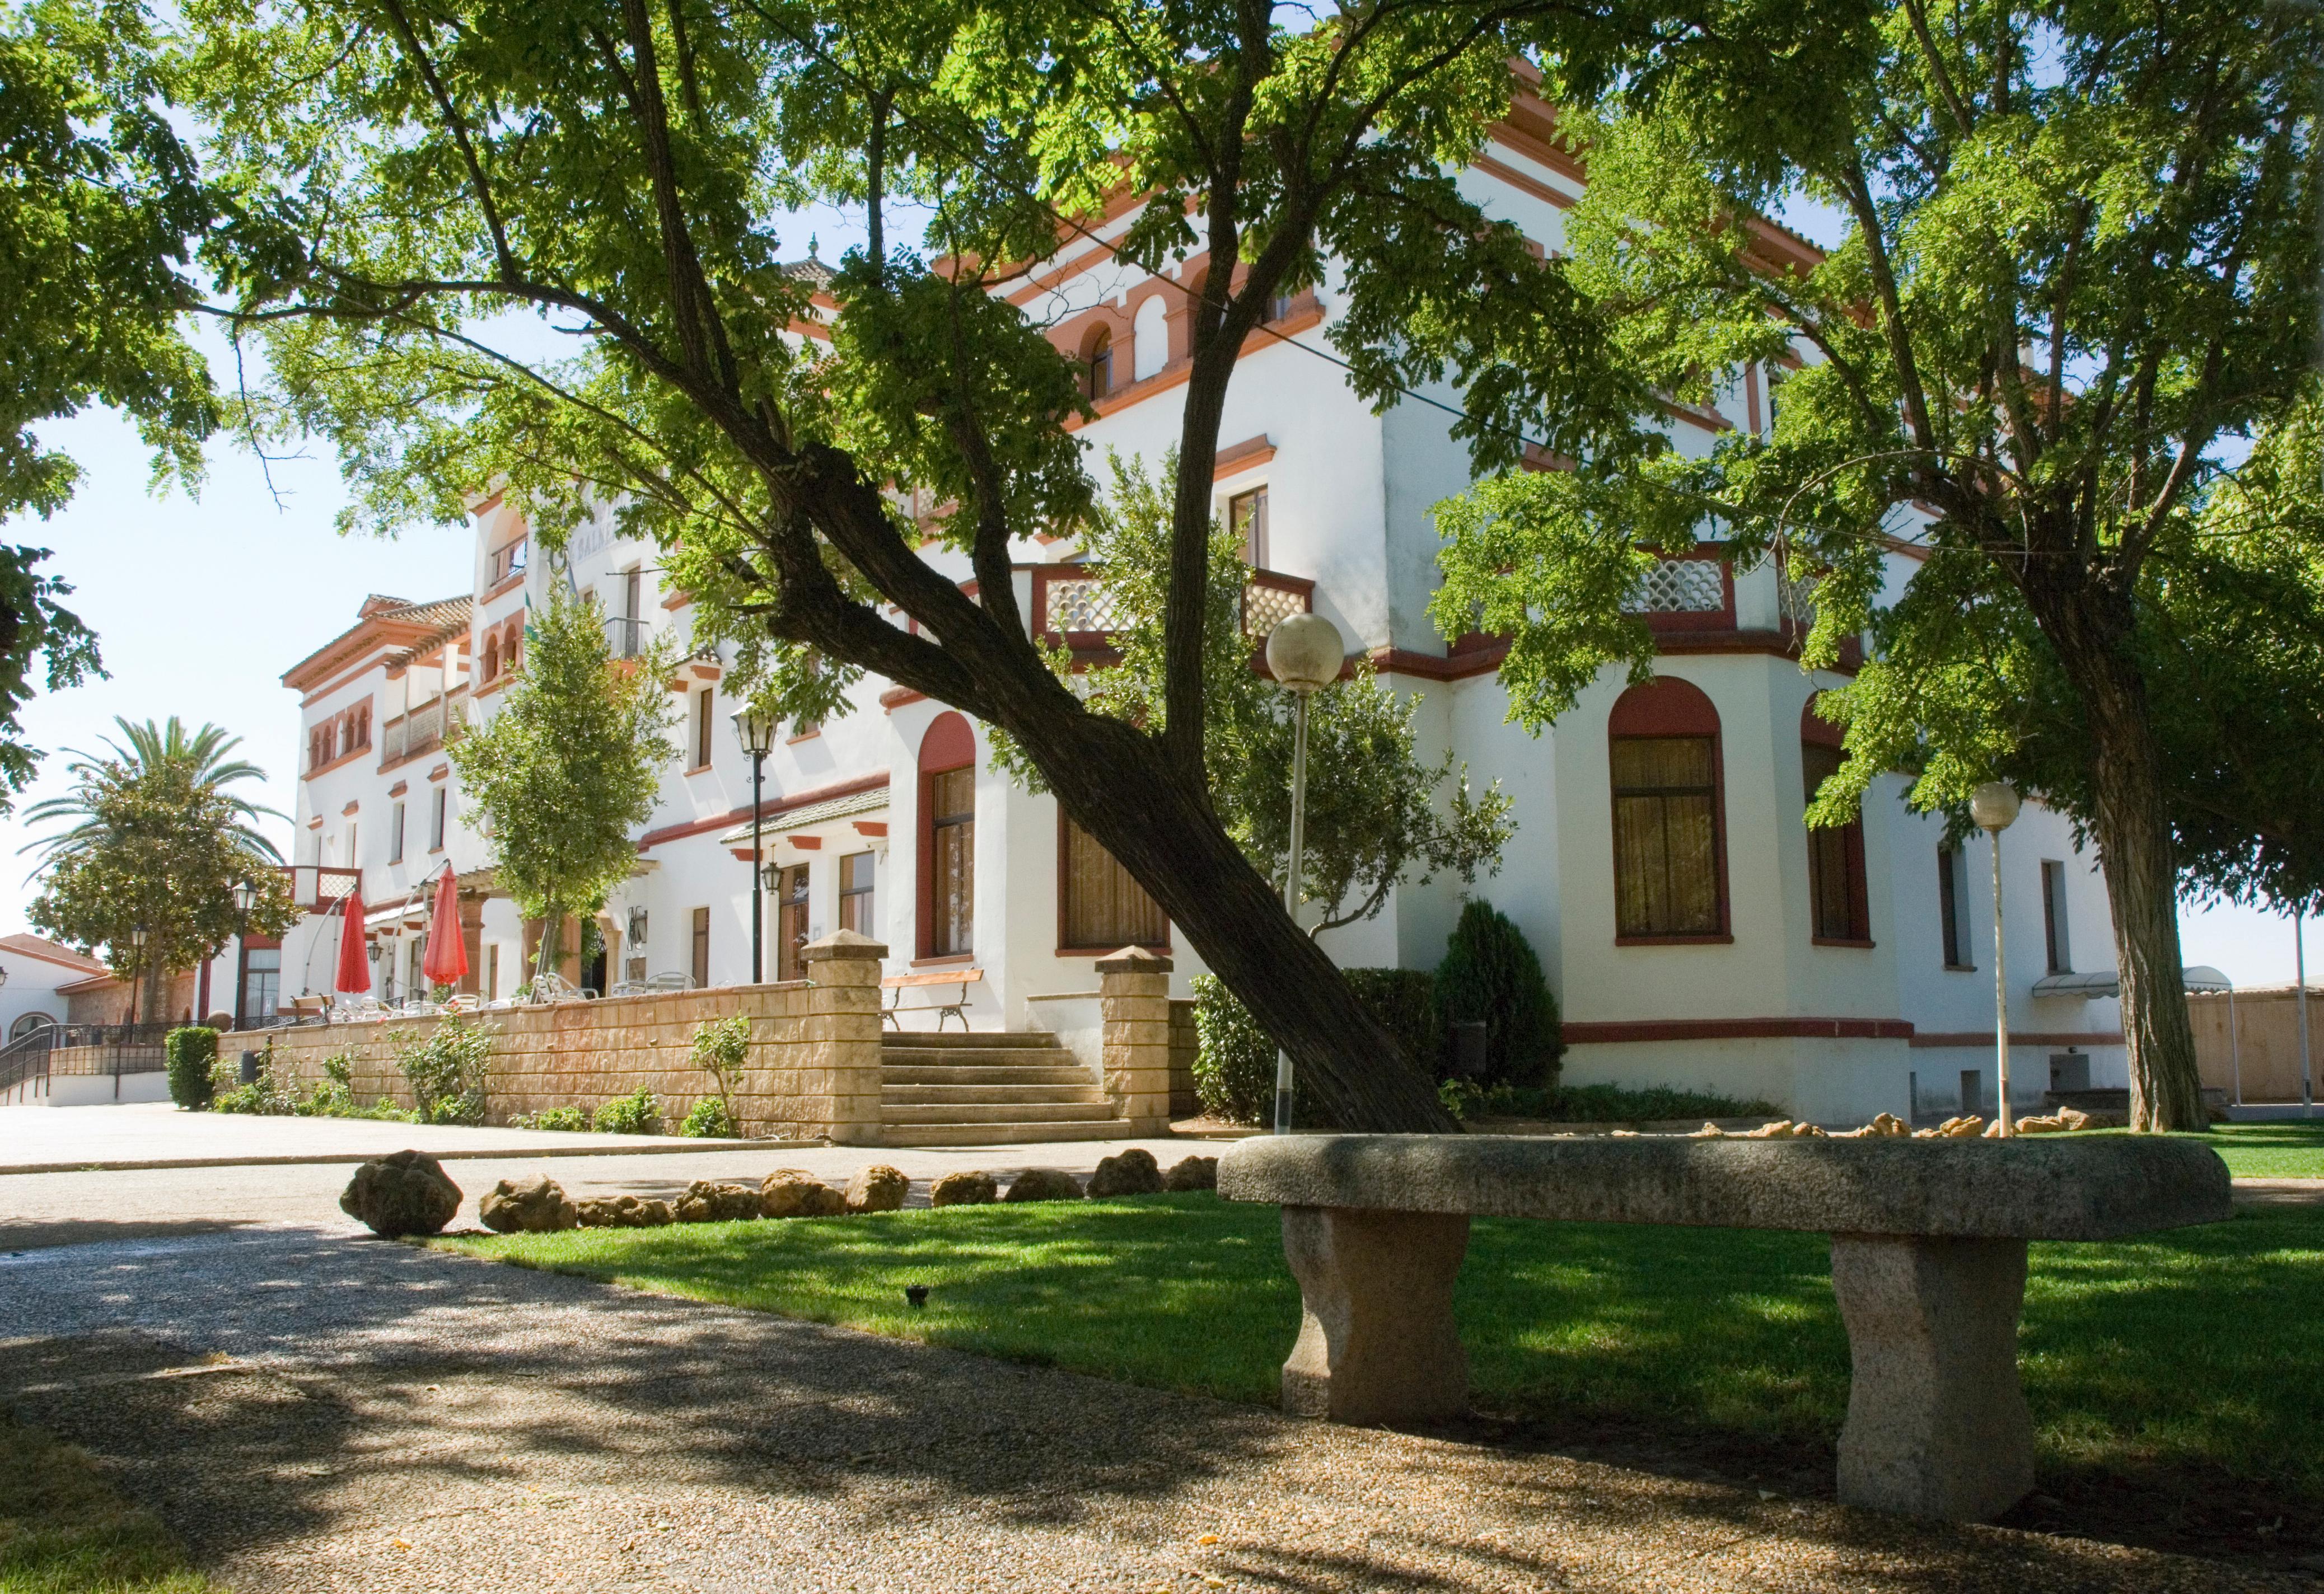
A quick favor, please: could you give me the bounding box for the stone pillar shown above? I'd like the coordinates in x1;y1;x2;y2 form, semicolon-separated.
1829;1234;2036;1521
1097;946;1173;1134
801;930;887;1146
1279;1205;1471;1424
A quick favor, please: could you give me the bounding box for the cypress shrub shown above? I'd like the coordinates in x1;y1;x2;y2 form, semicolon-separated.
163;1026;219;1110
1191;967;1446;1126
1435;900;1561;1088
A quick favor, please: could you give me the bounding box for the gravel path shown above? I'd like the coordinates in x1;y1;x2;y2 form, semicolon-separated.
0;1226;2295;1593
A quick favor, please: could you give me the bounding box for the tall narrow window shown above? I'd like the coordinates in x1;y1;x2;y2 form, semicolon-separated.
1085;327;1114;400
1938;847;1972;968
1607;678;1727;939
775;864;811;981
1229;486;1269;567
840;850;876;936
1059;813;1168;950
390;801;406;864
694;687;714;768
429;786;448;851
2042;860;2072;974
919;712;977;958
1801;697;1870;943
690;906;711;989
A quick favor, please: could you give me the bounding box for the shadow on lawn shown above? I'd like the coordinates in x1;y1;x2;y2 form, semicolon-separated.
0;1213;2312;1588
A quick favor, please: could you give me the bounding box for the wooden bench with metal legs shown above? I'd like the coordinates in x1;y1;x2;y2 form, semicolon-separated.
880;967;983;1032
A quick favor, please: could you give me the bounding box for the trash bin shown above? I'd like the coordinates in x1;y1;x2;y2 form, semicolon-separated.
240;1051;261;1086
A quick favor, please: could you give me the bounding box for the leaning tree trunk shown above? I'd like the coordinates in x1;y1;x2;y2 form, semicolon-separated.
2038;585;2207;1132
1013;703;1456;1133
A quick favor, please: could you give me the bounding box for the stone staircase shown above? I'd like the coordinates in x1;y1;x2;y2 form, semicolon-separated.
878;1031;1132;1146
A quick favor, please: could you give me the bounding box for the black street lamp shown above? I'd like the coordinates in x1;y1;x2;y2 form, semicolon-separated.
731;704;778;983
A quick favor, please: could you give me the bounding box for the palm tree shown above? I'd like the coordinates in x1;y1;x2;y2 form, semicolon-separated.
22;717;284;867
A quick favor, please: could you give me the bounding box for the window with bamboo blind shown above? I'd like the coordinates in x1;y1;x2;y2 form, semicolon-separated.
918;713;978;959
1801;693;1869;944
1607;678;1728;940
1058;813;1167;951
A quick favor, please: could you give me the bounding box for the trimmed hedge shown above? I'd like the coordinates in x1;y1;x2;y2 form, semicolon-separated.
1436;899;1561;1089
1191;967;1448;1127
163;1026;218;1110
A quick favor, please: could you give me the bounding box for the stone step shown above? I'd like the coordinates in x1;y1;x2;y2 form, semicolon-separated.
879;1119;1137;1147
882;1082;1108;1107
881;1100;1123;1126
880;1030;1058;1050
881;1064;1094;1087
882;1047;1082;1071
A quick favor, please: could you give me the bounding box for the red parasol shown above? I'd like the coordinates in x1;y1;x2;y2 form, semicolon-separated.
334;887;372;995
422;868;469;989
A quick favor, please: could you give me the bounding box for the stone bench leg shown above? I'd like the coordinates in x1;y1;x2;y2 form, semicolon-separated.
1279;1205;1470;1425
1829;1234;2036;1521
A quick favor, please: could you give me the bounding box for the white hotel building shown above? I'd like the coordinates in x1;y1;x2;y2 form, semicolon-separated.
261;86;2128;1125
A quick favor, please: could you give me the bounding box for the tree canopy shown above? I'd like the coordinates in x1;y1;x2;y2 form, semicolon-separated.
1433;0;2322;1128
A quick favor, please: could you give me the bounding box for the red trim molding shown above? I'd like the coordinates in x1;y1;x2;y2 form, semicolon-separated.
1908;1030;2124;1050
1566;1017;1916;1044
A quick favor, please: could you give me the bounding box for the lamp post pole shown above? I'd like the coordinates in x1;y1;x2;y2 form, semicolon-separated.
732;706;778;985
1971;782;2023;1136
2298;908;2313;1117
1264;612;1346;1134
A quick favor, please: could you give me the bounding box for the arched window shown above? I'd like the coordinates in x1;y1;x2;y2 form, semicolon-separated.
483;635;500;682
1131;294;1169;382
918;712;976;958
1608;678;1728;940
10;1012;54;1040
1084;327;1114;400
1802;695;1871;943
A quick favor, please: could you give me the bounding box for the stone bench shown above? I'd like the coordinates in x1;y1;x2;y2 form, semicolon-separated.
1216;1132;2231;1521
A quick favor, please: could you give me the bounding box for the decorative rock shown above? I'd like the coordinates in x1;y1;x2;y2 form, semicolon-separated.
1165;1155;1219;1192
1003;1168;1083;1203
675;1180;764;1223
1087;1147;1165;1197
479;1175;578;1234
845;1164;910;1213
2056;1107;2092;1131
574;1194;675;1228
1916;1115;1986;1139
2013;1115;2066;1134
339;1150;462;1238
929;1170;997;1207
760;1169;845;1218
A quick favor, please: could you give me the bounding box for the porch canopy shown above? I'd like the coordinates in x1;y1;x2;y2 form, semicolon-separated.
2031;965;2233;998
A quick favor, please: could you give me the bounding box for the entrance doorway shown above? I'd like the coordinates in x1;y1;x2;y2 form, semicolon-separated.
775;865;811;982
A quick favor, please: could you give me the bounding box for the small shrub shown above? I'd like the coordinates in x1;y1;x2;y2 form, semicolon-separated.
1435;899;1560;1089
680;1096;738;1138
512;1106;590;1132
593;1087;661;1136
392;1015;495;1125
163;1026;218;1110
1190;974;1276;1126
689;1014;750;1127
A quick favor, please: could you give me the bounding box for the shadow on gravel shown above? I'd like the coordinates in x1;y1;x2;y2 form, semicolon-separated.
0;1217;260;1251
0;1227;2289;1593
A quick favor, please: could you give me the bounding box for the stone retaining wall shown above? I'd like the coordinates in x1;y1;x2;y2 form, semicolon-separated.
259;931;890;1143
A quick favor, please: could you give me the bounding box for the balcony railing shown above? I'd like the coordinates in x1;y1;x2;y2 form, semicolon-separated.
286;865;362;912
380;696;464;763
604;615;648;658
1032;565;1316;648
488;538;528;586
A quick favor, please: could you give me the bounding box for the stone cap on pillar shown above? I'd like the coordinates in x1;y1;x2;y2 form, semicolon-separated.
1095;945;1172;976
800;930;889;964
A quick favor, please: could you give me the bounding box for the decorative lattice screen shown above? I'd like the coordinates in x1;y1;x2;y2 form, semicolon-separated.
1626;558;1726;614
1242;579;1310;638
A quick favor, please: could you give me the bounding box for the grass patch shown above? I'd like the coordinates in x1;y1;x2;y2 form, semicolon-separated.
441;1194;2324;1508
0;1410;213;1593
1459;1081;1784;1122
2163;1119;2324;1178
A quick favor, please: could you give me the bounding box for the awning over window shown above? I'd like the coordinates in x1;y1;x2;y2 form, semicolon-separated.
2031;965;2233;999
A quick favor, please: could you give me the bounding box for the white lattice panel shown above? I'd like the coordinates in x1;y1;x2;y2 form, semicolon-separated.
1778;566;1817;626
1242;580;1308;637
1047;575;1125;635
1627;558;1726;614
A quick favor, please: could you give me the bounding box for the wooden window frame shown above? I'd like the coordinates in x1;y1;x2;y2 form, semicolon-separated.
1938;846;1974;970
690;905;711;990
839;850;876;936
2041;859;2072;974
917;712;978;960
1228;485;1269;568
1801;695;1872;946
1607;678;1732;944
1055;810;1171;955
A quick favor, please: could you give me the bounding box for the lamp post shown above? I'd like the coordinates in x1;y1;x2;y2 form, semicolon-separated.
1264;612;1346;1134
732;704;778;983
1970;781;2023;1134
2297;908;2313;1117
127;926;151;1027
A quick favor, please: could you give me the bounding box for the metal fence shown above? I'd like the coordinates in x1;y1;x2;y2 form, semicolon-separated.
0;1021;172;1101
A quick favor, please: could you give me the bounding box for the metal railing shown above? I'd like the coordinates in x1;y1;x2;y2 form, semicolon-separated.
489;538;529;585
604;615;649;658
0;1021;172;1101
380;695;463;762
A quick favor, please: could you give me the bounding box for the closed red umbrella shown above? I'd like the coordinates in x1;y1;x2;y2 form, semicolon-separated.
334;887;371;995
422;868;469;989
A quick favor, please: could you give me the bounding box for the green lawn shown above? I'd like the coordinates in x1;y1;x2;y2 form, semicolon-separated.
443;1192;2324;1511
2170;1119;2324;1178
0;1412;213;1593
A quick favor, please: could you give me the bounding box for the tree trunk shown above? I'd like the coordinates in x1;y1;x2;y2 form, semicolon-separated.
1012;704;1456;1133
2029;576;2207;1131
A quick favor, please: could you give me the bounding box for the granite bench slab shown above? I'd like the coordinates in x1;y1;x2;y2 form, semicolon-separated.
1217;1132;2232;1523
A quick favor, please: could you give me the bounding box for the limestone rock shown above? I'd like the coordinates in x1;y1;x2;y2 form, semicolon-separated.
2056;1107;2092;1131
1164;1155;1219;1192
574;1194;674;1228
1003;1168;1084;1203
339;1150;462;1239
1743;1119;1826;1139
1915;1115;1987;1139
1087;1148;1165;1197
845;1164;910;1214
1690;1122;1728;1138
675;1180;764;1223
929;1170;997;1207
479;1175;578;1234
760;1169;845;1218
1866;1112;1909;1137
2014;1115;2066;1134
